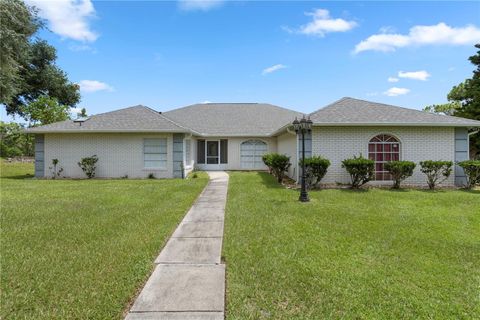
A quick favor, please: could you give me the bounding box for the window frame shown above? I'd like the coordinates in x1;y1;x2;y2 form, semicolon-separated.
240;139;268;169
143;138;168;170
367;134;401;181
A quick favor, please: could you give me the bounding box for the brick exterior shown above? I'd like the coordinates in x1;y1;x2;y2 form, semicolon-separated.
44;133;174;178
311;126;455;186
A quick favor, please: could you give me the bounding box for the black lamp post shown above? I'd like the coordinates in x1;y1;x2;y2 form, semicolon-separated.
292;115;313;202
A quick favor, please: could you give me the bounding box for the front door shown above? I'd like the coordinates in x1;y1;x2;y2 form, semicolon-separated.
206;141;219;164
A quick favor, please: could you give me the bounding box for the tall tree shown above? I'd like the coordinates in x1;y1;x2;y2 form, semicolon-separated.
0;0;80;117
424;44;480;157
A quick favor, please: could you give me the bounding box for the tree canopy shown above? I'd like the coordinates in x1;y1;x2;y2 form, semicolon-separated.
0;0;80;117
424;44;480;157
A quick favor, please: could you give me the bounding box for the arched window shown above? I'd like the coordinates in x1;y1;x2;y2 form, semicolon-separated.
368;134;400;181
240;140;268;169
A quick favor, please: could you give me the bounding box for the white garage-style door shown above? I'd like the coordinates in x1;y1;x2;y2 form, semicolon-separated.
240;140;268;169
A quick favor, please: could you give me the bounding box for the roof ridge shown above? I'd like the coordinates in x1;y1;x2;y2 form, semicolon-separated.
340;97;467;120
158;113;201;135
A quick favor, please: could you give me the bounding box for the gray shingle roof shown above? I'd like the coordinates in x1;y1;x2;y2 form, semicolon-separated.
308;97;480;127
26;105;190;133
163;103;302;136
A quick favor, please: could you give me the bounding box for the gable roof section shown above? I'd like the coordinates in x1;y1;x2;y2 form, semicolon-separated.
27;105;191;133
163;103;302;136
309;97;480;127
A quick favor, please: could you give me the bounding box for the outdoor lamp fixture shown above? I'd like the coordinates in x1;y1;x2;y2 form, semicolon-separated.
292;115;313;202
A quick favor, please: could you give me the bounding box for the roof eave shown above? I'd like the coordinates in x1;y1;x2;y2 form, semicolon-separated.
24;129;191;134
311;122;480;127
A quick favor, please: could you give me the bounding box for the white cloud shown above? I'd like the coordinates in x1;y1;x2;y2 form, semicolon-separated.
26;0;98;42
79;80;114;93
387;77;399;83
293;9;357;37
262;64;287;75
201;100;212;104
398;70;430;81
354;22;480;54
70;107;83;114
384;87;410;97
178;0;223;11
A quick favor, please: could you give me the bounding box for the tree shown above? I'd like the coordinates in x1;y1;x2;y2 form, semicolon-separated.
22;95;70;126
424;44;480;157
0;0;80;117
0;121;34;157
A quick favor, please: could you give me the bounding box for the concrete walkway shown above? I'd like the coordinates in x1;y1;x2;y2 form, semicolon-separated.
125;172;228;320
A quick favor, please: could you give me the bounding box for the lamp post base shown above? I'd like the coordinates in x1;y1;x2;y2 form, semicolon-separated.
299;191;310;202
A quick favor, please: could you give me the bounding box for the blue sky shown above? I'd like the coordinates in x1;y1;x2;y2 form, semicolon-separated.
3;1;480;123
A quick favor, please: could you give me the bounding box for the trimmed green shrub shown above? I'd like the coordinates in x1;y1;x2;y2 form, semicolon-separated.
299;156;331;189
264;153;291;183
419;160;453;190
384;161;416;189
49;158;63;179
262;153;274;174
458;160;480;189
78;155;99;179
342;155;375;189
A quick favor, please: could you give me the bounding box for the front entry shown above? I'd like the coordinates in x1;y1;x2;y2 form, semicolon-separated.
206;141;219;164
197;139;228;170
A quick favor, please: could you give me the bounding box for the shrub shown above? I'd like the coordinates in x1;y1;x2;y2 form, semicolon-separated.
299;156;331;189
49;158;63;179
265;153;291;183
384;161;416;189
262;154;274;174
419;160;453;190
342;155;375;189
148;173;155;179
458;160;480;189
78;155;99;179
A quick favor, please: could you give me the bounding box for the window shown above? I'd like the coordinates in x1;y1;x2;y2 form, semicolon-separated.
220;139;228;164
368;134;400;181
197;140;205;164
185;139;191;164
240;140;268;169
144;138;167;168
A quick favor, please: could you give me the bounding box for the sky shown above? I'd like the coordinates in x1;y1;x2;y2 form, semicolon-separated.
2;0;480;123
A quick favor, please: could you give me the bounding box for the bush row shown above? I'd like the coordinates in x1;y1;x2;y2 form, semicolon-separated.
262;153;480;190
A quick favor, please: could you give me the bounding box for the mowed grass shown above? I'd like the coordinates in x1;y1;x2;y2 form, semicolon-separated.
1;161;208;319
223;172;480;320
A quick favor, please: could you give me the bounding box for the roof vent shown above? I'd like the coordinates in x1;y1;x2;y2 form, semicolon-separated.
73;117;90;126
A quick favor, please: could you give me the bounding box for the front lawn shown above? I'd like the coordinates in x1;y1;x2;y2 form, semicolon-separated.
1;161;208;319
223;172;480;319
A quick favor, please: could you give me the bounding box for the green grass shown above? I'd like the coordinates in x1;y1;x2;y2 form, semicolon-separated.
1;161;208;319
224;172;480;320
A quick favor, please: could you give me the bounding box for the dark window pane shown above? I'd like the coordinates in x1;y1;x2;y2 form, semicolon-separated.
220;139;228;164
376;144;383;152
392;153;399;161
369;144;375;152
376;153;383;161
368;153;375;160
384;144;391;152
207;157;219;164
376;172;383;180
385;153;391;161
197;140;205;164
376;163;383;171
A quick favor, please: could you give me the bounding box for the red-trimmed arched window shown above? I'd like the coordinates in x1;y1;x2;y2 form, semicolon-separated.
368;134;400;181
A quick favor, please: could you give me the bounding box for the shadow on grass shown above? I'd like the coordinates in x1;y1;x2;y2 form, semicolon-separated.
1;174;34;180
258;172;284;189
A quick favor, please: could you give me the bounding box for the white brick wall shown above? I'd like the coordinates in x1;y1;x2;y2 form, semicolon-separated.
277;132;297;179
44;133;174;178
311;126;455;186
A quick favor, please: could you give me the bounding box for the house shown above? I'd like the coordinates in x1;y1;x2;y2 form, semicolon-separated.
27;97;480;186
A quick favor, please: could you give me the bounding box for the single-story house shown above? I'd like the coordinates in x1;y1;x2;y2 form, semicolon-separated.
27;97;480;186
